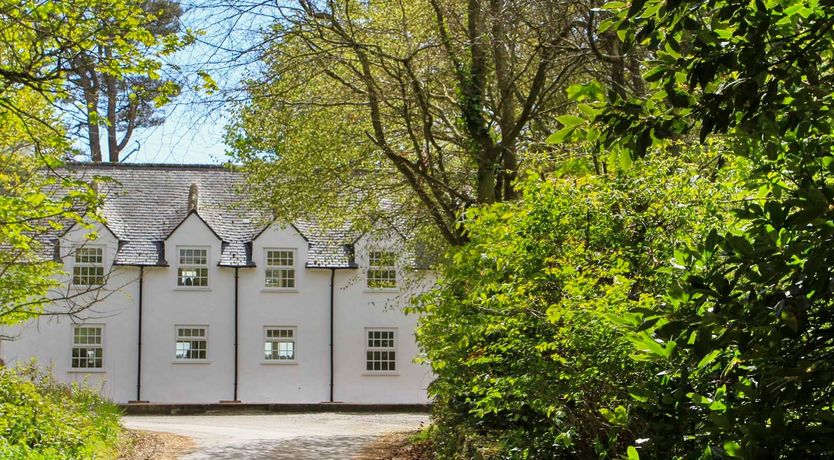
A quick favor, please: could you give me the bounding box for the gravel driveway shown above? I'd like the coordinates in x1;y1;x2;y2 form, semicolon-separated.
122;412;429;459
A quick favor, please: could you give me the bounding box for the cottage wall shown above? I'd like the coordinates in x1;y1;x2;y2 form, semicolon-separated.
0;219;432;404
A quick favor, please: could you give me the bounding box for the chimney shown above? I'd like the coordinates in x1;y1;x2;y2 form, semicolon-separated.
188;183;199;212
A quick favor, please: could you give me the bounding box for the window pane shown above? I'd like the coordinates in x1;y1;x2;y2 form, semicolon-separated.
75;247;103;264
178;249;209;287
178;268;208;287
72;326;103;369
176;327;206;360
179;248;208;265
73;250;105;286
264;328;296;360
365;329;396;372
265;250;296;288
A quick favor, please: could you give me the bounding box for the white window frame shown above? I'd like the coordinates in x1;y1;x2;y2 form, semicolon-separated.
364;327;398;375
176;246;210;288
263;326;297;364
174;325;209;363
72;246;105;286
366;250;398;290
264;249;297;290
71;324;104;371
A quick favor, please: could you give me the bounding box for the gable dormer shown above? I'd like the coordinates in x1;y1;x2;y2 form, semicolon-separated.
164;210;224;288
250;220;310;290
59;219;121;288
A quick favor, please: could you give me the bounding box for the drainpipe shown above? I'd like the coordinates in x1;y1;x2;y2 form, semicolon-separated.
234;267;240;402
135;266;144;402
329;268;335;402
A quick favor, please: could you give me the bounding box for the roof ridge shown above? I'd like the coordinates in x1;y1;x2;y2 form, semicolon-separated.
65;162;232;170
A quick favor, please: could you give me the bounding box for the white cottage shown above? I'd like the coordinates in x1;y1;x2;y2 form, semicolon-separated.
0;163;433;405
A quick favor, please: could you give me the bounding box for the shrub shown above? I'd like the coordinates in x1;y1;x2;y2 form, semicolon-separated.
0;363;122;459
414;154;738;458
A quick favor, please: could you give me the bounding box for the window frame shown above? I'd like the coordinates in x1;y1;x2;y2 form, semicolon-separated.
173;325;209;363
70;324;104;371
71;245;106;287
262;326;297;364
263;248;297;291
176;246;210;289
364;327;398;375
366;249;398;290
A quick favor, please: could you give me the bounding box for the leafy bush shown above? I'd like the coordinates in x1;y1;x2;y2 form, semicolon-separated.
573;0;834;457
415;154;737;458
0;364;122;459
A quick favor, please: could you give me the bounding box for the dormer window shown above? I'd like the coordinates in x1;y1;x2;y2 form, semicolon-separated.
265;249;296;289
367;250;397;289
177;247;208;287
72;246;105;286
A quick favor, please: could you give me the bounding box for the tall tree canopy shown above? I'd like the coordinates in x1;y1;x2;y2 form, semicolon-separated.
409;0;834;456
227;0;642;245
67;0;186;163
0;0;184;323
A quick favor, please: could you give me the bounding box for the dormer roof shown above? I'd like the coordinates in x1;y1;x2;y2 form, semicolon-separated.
54;163;359;268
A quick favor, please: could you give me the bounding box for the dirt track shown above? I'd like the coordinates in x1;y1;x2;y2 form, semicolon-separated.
122;412;428;459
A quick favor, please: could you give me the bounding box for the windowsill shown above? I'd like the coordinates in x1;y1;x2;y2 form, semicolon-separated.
261;288;299;293
363;288;400;294
171;360;211;365
363;371;399;376
173;287;212;291
261;360;298;365
68;369;105;374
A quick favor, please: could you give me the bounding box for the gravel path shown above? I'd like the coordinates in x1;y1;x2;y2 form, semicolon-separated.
122;413;429;460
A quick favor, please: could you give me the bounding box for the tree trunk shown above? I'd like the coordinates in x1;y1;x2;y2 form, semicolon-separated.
78;69;102;163
490;0;519;201
477;156;497;204
105;48;119;163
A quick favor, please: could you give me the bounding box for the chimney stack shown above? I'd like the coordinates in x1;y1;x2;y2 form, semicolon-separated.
188;183;199;212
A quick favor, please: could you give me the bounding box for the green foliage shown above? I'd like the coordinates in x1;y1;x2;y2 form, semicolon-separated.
0;90;102;325
0;0;157;323
578;0;834;457
227;0;593;245
415;151;737;458
0;0;192;162
0;364;122;459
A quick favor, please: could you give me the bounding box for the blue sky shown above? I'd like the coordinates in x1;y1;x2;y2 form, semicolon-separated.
121;104;229;164
113;0;270;165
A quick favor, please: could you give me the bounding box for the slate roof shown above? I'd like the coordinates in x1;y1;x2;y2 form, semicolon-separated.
59;163;358;268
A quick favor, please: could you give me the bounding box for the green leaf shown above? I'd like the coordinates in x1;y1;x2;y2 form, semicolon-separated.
723;441;742;458
547;126;577;144
628;386;650;403
783;3;804;17
600;405;629;426
556;115;585;128
696;350;721;369
578;103;599;118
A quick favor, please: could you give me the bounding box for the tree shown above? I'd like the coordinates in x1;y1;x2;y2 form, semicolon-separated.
227;0;642;245
579;0;834;456
0;97;103;326
414;150;738;458
0;0;181;325
68;0;185;163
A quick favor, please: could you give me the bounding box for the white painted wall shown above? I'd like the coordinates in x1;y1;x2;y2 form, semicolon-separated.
0;220;433;405
332;227;434;403
0;222;140;403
